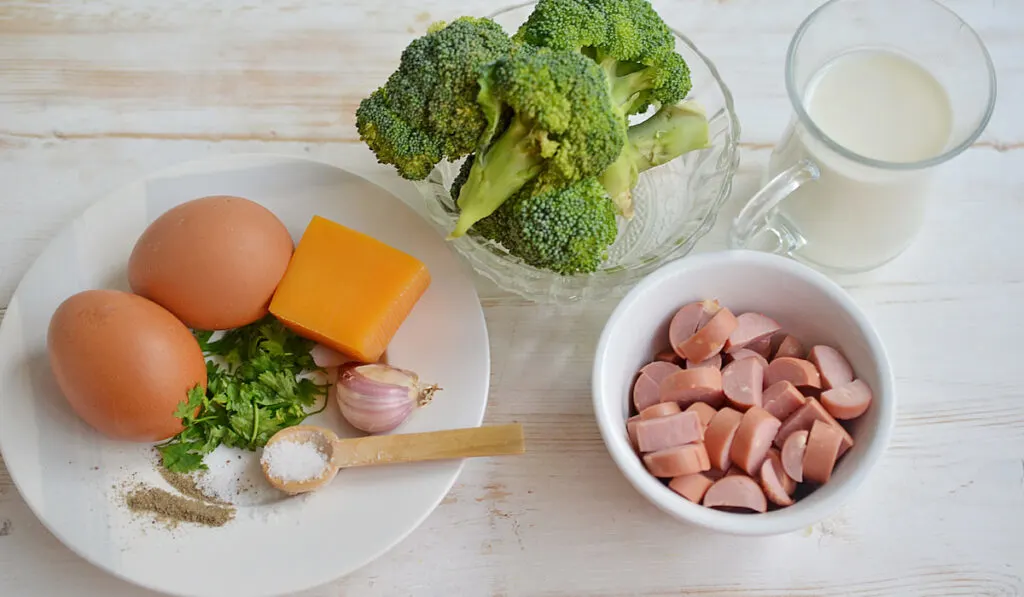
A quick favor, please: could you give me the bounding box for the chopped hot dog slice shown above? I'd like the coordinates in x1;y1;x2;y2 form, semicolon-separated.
762;380;807;421
636;411;704;453
760;450;795;507
686;353;722;370
643;443;711;478
677;307;739;364
686;402;717;428
821;379;873;420
668;473;714;503
669;301;718;359
774;398;854;456
766;357;822;389
747;335;772;359
639;401;683;420
659;367;724;408
702;475;767;513
767;449;796;492
780;429;808;482
803;419;843;484
632;373;661;412
730;406;782;475
703;407;744;472
725;313;781;353
808;345;854;390
729;348;770;370
722;357;764;411
640;361;682;384
696;299;721;328
773;335;805;360
627;415;641;452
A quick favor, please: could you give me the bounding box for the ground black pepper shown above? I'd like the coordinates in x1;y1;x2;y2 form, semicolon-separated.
125;486;235;528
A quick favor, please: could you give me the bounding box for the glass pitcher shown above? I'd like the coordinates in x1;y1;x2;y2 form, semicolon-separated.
729;0;997;273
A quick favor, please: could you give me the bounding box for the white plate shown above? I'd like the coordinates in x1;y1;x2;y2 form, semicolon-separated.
0;154;490;597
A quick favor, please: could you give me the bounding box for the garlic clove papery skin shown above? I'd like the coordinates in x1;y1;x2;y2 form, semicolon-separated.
336;364;418;434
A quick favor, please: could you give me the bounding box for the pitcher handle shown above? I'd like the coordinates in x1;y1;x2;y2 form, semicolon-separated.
728;159;820;254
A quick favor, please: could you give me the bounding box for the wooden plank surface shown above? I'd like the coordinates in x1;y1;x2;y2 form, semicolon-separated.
2;0;1023;595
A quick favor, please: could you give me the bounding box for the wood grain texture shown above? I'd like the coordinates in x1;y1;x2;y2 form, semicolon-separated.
1;0;1024;596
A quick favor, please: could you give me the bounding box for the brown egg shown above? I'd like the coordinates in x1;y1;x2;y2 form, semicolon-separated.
47;290;208;442
128;195;294;331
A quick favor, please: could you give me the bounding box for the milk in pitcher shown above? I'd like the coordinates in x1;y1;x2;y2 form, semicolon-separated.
769;49;954;270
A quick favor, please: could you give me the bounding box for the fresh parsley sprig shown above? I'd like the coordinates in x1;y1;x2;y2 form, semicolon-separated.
157;316;328;473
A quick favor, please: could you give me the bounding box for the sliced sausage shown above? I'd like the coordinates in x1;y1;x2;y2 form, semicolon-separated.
767;449;797;493
808;345;854;390
766;357;821;390
677;307;739;364
643;443;711;478
722;357;764;411
655;350;681;364
821;378;873;420
780;429;808;482
702;475;767;513
659;367;724;408
762;380;807;421
703;407;744;472
686;353;722;370
803;419;843;484
774;398;855;456
685;402;717;428
747;335;773;359
640;361;682;384
728;348;770;370
773;335;804;360
668;473;714;503
760;450;795;507
632;373;661;412
696;299;721;328
724;466;746;477
636;411;704;453
639;401;682;420
669;301;718;359
730;406;782;476
725;313;781;353
627;415;642;452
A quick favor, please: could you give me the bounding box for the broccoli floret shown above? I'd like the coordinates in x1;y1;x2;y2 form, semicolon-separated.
356;17;513;180
475;175;619;275
514;0;691;115
600;101;710;217
449;46;624;238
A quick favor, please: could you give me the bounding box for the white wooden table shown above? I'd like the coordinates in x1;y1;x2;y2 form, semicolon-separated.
2;1;1022;595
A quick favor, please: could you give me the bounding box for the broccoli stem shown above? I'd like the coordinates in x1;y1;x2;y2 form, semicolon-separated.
449;116;546;238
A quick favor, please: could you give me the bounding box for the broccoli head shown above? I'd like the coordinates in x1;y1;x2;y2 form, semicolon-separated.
472;174;619;275
514;0;691;115
449;46;625;238
355;17;513;180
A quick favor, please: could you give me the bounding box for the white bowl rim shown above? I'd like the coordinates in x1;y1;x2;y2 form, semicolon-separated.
591;250;896;535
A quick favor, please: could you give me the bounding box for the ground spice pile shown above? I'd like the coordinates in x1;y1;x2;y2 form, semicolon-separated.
126;486;235;528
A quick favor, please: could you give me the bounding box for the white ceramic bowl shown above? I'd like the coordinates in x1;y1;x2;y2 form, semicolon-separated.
592;250;895;536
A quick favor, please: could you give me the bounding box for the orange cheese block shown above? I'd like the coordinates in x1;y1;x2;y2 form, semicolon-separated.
269;215;431;362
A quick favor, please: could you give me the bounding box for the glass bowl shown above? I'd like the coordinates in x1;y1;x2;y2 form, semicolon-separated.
413;2;741;303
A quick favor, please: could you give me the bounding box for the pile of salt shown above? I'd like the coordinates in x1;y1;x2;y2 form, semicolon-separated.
260;439;330;483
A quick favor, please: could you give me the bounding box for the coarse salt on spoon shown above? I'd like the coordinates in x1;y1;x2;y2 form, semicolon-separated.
261;423;526;494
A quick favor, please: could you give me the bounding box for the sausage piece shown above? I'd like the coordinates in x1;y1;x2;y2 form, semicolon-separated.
677;307;739;364
632;373;661;412
780;429;808;482
702;475;767;513
747;335;773;359
730;407;782;476
643;443;711;478
808;345;854;390
722;357;764;411
766;357;822;390
659;367;724;408
803;419;843;484
728;348;770;371
636;411;704;453
760;450;796;507
639;401;682;420
725;313;781;353
762;380;807;421
821;378;873;420
686;402;717;428
686;353;722;370
668;473;714;503
773;335;805;360
640;361;682;384
669;301;719;359
774;398;855;456
703;407;744;472
767;449;797;493
627;415;642;452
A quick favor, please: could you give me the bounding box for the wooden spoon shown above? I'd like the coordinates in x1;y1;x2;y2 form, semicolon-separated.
261;423;526;494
